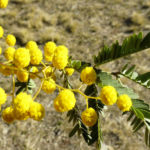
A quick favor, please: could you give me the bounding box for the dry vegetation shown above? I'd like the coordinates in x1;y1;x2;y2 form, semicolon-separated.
0;0;150;149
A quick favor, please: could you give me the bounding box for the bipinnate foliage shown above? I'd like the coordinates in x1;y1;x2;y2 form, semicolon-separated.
94;32;150;65
66;32;150;149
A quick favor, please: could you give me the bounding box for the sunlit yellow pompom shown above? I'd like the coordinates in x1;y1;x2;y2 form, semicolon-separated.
42;78;56;94
81;108;98;127
52;45;69;70
5;34;16;46
13;48;30;68
0;26;4;38
117;94;132;112
54;89;76;112
65;68;74;76
2;106;15;123
100;86;117;105
30;48;43;65
0;47;2;55
44;41;56;62
45;66;52;77
13;92;32;120
26;41;38;51
30;66;38;79
0;87;7;105
17;69;29;82
80;67;97;85
29;101;45;121
0;0;8;8
4;47;15;61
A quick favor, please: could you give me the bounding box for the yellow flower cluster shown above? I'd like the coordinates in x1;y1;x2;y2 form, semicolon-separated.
42;78;56;94
54;89;76;112
6;34;16;46
17;69;29;82
0;87;7;107
100;86;132;112
4;47;15;61
81;108;98;127
0;0;8;8
80;67;97;85
65;68;74;76
2;92;45;123
0;26;4;38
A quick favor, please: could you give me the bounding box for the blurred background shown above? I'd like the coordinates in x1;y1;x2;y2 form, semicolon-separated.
0;0;150;149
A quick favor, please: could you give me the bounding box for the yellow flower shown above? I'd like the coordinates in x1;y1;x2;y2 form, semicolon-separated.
44;41;56;62
2;106;15;123
30;48;43;65
17;69;29;82
100;86;117;105
0;26;4;38
45;66;52;78
0;0;8;8
29;101;45;121
81;108;98;127
117;94;132;112
52;45;68;70
80;67;97;85
42;78;56;94
30;66;39;79
26;41;38;51
65;68;74;76
13;48;30;68
13;92;32;120
5;34;16;46
0;87;7;105
54;89;76;112
4;47;15;61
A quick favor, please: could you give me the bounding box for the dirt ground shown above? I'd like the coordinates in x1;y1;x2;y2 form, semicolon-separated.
0;0;150;150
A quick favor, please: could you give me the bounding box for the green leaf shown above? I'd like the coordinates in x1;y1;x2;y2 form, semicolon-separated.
94;32;146;65
97;72;138;99
68;59;91;72
69;124;79;137
121;64;150;89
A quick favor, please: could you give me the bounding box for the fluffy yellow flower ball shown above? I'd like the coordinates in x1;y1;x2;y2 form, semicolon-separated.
42;78;56;94
44;41;56;62
0;87;7;105
81;107;98;127
80;67;97;85
30;66;38;79
100;86;117;105
17;69;29;82
4;47;15;61
54;89;76;112
117;94;132;112
45;66;53;77
29;48;43;65
0;0;8;8
65;68;74;76
13;92;32;120
26;40;38;51
0;26;4;38
13;48;30;68
52;45;68;70
2;106;15;123
5;34;16;46
29;101;45;121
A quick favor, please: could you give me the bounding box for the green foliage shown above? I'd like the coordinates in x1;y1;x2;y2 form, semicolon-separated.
121;64;150;89
15;79;36;94
68;57;91;72
126;99;150;147
94;32;150;65
97;71;139;99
